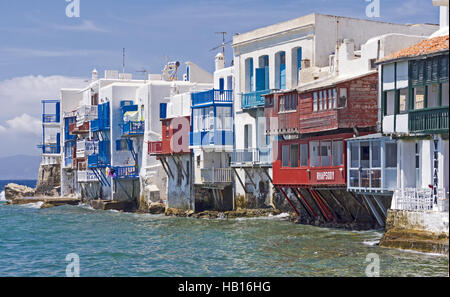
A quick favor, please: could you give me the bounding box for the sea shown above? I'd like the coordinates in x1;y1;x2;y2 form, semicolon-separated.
0;179;448;277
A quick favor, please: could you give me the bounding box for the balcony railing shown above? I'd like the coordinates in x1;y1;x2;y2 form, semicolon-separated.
191;89;233;106
241;89;270;109
42;114;59;123
69;122;90;134
393;188;443;211
90;119;110;132
122;121;145;136
76;140;98;158
114;166;138;179
77;170;98;183
231;148;272;166
76;105;98;125
409;106;449;134
37;144;60;154
148;141;163;155
200;168;232;184
190;130;233;147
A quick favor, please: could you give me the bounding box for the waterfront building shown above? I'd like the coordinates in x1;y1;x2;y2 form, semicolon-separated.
38;99;61;166
231;13;437;213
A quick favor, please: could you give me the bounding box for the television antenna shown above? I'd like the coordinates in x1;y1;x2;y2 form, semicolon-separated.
136;69;148;83
210;32;232;63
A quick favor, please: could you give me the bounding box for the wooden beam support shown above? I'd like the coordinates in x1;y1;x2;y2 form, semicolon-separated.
243;167;256;188
277;186;300;216
232;168;249;194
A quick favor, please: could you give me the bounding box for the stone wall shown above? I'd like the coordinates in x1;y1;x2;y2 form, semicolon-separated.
194;185;233;212
380;209;449;254
35;164;61;196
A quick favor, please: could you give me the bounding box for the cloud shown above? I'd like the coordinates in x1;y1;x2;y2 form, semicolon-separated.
52;20;109;33
4;113;41;135
1;48;109;58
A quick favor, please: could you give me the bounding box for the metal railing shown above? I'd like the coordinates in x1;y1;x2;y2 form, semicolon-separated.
148;141;163;155
42;114;59;123
76;140;98;158
114;166;138;178
241;89;270;109
231;148;272;166
409;106;449;133
393;188;447;211
200;168;233;183
77;170;98;182
37;144;60;154
191;89;233;106
122;121;145;136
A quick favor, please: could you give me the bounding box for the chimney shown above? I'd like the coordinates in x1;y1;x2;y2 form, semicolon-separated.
215;53;225;71
92;69;98;81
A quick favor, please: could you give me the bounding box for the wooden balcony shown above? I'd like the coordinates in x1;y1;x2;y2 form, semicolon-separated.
69;122;90;134
148;141;163;155
200;168;233;184
409;106;449;134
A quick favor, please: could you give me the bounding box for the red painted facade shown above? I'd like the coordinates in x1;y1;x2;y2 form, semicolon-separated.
265;73;378;135
149;116;190;155
272;133;355;186
268;73;378;187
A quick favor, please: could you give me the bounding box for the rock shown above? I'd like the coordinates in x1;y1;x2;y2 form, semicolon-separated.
148;202;166;214
35;164;61;196
4;183;35;200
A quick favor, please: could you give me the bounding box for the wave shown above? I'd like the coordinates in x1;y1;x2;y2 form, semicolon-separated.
235;212;290;221
0;191;5;201
362;240;380;246
20;202;44;209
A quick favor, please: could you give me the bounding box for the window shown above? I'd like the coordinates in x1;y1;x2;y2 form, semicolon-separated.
333;88;337;109
385;143;397;168
338;88;347;108
320;141;331;167
216;106;231;130
290;144;299;167
414;87;425;109
385;91;395;115
443;82;449;106
399;89;408;112
328;89;332;109
372;141;381;168
116;139;128;151
197;155;201;167
313;92;318;112
350;142;359;168
415;143;420;169
318;91;323;111
360;142;370;168
300;143;308;167
310;141;320;167
427;84;439;108
332;140;343;166
282;145;290;167
323;90;328;110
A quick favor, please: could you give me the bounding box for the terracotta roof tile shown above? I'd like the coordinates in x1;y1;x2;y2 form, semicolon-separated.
377;35;449;63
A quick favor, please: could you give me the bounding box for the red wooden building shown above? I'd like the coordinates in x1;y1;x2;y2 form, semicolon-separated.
265;72;379;224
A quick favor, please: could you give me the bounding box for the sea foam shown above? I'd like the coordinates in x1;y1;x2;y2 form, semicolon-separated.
0;191;5;201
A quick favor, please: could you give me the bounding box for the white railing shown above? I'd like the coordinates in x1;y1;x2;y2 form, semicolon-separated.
394;188;448;212
76;105;98;126
76;140;98;158
77;170;98;183
231;148;272;166
200;168;233;183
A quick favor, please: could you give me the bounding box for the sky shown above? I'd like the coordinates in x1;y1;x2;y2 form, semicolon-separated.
0;0;441;157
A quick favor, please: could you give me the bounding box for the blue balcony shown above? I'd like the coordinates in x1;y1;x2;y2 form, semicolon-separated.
122;121;145;137
41;100;60;123
190;130;233;147
42;114;59;123
114;166;138;179
191;89;233;107
37;144;60;154
91;119;110;132
64;117;77;142
241;89;270;109
87;141;111;168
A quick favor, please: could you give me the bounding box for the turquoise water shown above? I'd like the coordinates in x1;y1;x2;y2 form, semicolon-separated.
0;201;448;277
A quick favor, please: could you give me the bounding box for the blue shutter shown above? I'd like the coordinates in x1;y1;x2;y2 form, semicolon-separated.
249;59;254;91
219;78;224;91
265;66;270;90
160;103;167;119
116;139;121;151
297;48;302;73
255;68;265;91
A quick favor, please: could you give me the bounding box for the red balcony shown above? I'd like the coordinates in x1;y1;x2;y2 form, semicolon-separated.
69;122;90;134
272;133;355;187
148;141;163;155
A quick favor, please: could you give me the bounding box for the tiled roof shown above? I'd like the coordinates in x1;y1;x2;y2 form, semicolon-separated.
377;35;449;63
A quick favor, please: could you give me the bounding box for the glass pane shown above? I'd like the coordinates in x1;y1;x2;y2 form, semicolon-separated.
310;141;320;167
385;168;397;189
290;144;299;167
313;92;318;111
332;141;343;166
371;170;381;188
350;170;359;187
350;142;359;168
372;141;381;168
399;88;408;112
300;143;308;167
282;145;290;167
361;170;370;187
320;141;331;167
415;87;425;109
386;91;395;115
360;142;370;168
385;143;397;168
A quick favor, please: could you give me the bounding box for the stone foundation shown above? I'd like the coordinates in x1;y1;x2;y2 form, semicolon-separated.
380;209;449;254
35;164;61;196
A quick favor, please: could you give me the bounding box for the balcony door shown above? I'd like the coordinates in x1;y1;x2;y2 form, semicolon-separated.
244;124;253;150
